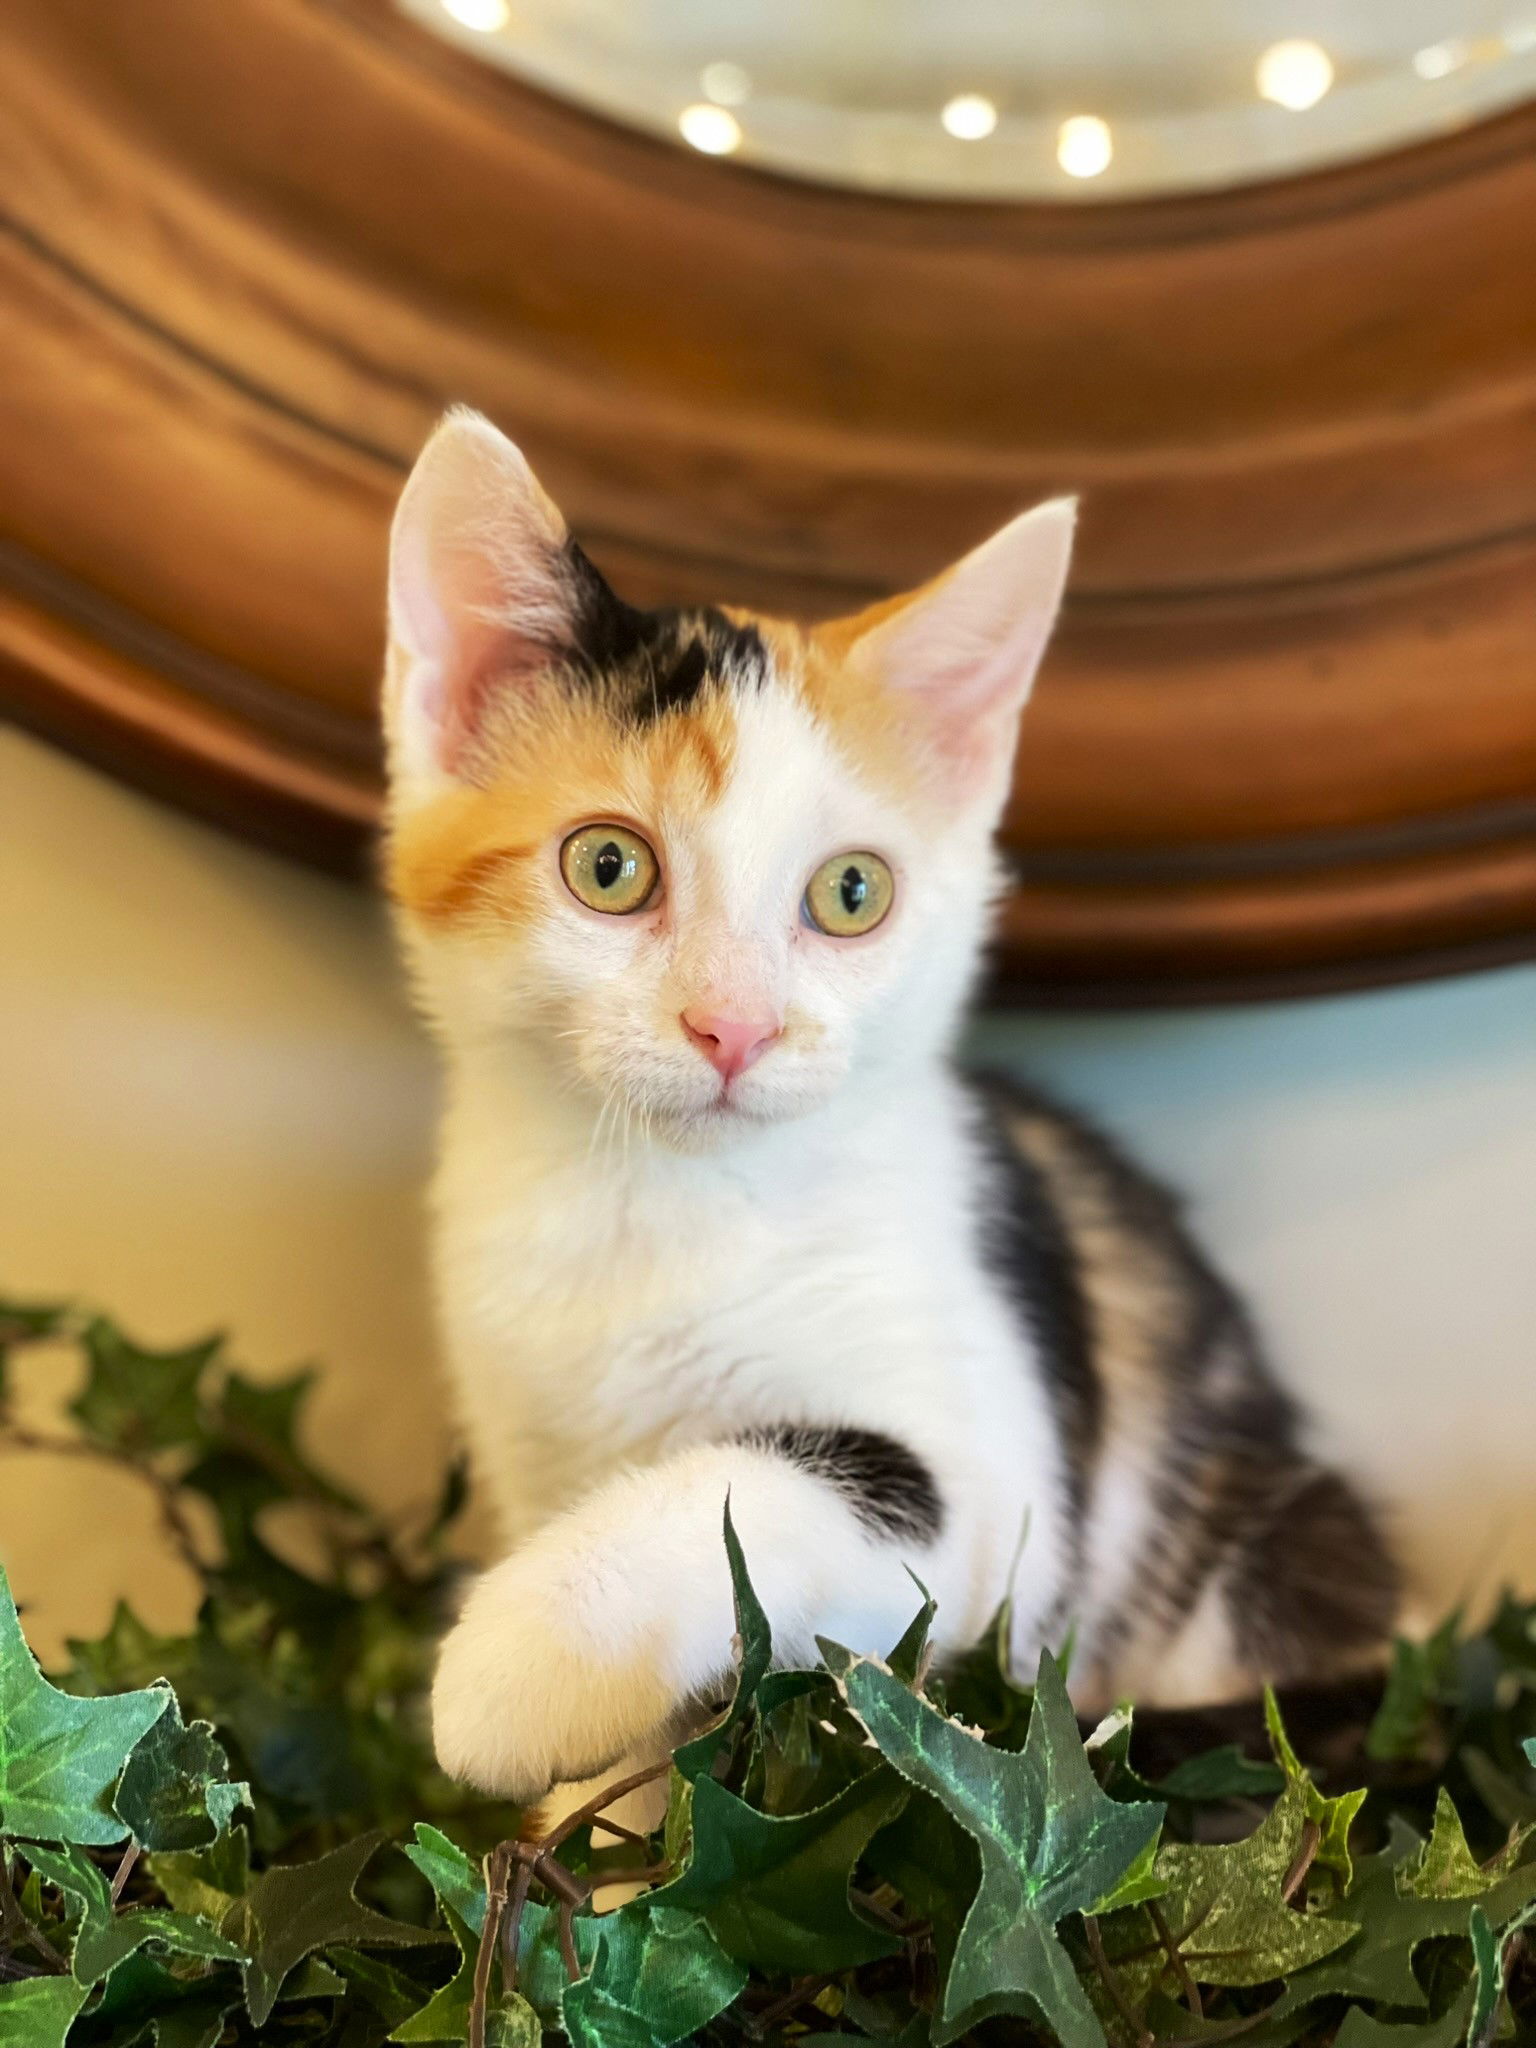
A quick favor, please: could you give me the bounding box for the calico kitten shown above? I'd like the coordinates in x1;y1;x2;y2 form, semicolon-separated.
383;410;1398;1802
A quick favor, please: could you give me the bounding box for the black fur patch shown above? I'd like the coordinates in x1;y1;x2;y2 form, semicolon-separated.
971;1074;1398;1677
559;541;768;726
968;1080;1100;1517
1225;1462;1400;1680
738;1423;944;1546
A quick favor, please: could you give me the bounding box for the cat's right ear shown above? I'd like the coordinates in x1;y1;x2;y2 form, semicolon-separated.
385;409;579;790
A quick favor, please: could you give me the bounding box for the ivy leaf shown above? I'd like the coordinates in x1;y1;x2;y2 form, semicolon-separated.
333;1945;437;2032
1403;1786;1529;1900
1265;1686;1367;1888
0;1977;89;2047
1129;1785;1357;1996
0;1299;68;1409
0;1564;170;1844
561;1902;748;2048
0;1299;68;1349
401;1824;487;1931
150;1824;252;1923
114;1692;248;1851
1154;1746;1285;1803
22;1840;243;1986
177;1369;361;1598
1243;1849;1536;2041
887;1577;937;1688
1088;1832;1165;1916
1367;1615;1462;1764
83;1950;239;2048
1469;1893;1536;2047
222;1830;442;2025
69;1319;219;1454
63;1603;194;1702
827;1641;1162;2048
1332;1986;1475;2048
658;1764;908;1973
211;1368;361;1511
1083;1707;1162;1806
933;1603;1034;1750
672;1499;771;1785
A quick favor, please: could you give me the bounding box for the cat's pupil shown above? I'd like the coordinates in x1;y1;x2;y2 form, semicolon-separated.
594;842;624;890
839;867;867;916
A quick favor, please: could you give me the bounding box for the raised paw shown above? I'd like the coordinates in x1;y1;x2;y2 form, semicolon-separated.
430;1549;681;1803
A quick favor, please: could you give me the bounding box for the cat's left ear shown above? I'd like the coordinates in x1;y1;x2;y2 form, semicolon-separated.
384;409;604;791
836;496;1077;804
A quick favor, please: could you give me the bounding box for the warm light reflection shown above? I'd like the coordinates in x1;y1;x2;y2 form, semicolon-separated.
941;93;998;141
1256;39;1335;110
1056;114;1113;178
701;61;751;107
1413;40;1469;78
439;0;509;31
678;103;744;154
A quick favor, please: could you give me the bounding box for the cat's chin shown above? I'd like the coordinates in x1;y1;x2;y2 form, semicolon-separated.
633;1083;827;1153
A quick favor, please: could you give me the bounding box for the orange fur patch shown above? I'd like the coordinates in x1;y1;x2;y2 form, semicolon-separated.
387;681;740;926
798;598;942;814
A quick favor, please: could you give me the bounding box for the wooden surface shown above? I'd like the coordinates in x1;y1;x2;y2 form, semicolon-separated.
2;0;1533;1002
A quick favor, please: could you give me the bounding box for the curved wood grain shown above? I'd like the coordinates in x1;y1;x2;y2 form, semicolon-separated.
0;0;1532;1001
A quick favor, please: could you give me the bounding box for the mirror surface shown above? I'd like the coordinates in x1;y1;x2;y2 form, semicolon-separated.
399;0;1536;199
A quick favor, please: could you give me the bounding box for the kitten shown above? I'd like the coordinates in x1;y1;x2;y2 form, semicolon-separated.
383;410;1399;1803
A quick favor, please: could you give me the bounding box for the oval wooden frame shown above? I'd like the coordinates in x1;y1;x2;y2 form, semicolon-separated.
2;0;1533;1003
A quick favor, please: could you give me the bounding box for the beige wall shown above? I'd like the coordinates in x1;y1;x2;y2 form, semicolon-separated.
3;725;1533;1664
1;729;444;1661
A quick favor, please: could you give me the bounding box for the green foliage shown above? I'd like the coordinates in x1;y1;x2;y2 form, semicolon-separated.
0;1571;168;1847
5;1299;1536;2047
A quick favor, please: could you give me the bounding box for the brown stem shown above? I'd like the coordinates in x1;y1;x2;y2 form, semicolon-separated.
586;1862;673;1891
499;1855;538;1997
1281;1819;1322;1905
534;1759;673;1855
746;1970;842;2036
468;1843;513;2048
1148;1900;1203;2018
0;1854;68;1975
110;1843;140;1906
488;1758;678;2002
1083;1915;1153;2048
557;1899;582;1984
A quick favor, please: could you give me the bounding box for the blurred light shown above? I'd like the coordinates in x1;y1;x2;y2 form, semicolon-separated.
1256;38;1335;110
1506;20;1536;53
1414;40;1469;78
440;0;509;30
1057;115;1113;178
941;93;999;141
700;61;751;107
678;103;743;154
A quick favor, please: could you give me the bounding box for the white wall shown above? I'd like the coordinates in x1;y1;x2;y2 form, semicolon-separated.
2;725;1532;1662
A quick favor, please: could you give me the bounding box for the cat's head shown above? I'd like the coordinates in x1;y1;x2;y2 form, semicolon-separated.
384;411;1073;1145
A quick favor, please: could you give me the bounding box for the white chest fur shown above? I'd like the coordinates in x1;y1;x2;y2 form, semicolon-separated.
429;1043;1069;1653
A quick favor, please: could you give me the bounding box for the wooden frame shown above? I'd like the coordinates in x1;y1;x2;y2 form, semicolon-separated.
2;0;1533;1002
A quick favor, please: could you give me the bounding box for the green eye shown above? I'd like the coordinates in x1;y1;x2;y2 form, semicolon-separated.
560;824;660;914
803;852;895;937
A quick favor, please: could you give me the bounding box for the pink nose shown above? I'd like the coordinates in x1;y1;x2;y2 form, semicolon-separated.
681;1007;781;1084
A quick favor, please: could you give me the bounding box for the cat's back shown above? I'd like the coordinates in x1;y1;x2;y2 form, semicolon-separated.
967;1071;1398;1701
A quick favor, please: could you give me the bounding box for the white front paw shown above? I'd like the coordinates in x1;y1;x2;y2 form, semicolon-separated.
431;1554;679;1803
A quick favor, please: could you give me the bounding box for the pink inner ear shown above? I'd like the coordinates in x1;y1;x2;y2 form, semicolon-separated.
848;497;1076;795
397;542;558;774
387;412;572;779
